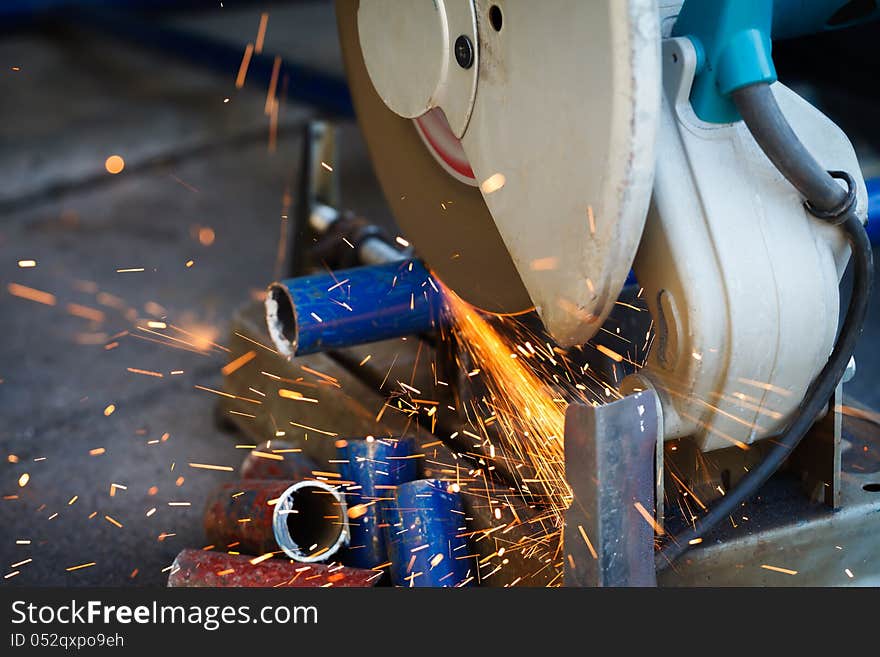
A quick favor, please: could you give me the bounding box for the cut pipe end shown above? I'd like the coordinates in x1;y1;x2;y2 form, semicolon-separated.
266;283;297;358
272;480;350;563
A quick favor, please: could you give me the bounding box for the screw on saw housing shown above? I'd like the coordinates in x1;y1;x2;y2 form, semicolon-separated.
454;35;474;69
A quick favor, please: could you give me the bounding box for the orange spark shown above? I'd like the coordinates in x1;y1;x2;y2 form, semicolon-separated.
761;564;798;575
222;350;257;376
596;344;624;362
633;501;664;535
126;367;163;378
7;283;56;306
254;12;269;54
66;562;96;572
235;43;254;89
104;155;125;174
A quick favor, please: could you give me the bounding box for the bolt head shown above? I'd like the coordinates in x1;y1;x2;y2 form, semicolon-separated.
454;35;474;69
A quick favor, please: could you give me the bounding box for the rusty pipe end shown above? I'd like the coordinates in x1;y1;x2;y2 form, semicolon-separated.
265;282;298;358
272;480;349;562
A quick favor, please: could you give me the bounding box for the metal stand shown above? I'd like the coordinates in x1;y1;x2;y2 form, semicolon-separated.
563;390;661;587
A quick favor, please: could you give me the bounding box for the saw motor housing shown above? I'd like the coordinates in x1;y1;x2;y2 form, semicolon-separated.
339;0;867;454
621;37;865;451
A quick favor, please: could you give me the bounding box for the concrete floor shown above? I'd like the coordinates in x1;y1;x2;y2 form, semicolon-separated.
0;2;395;586
2;2;879;587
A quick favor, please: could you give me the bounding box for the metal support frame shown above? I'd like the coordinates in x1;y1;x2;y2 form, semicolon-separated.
563;391;661;587
290;121;340;277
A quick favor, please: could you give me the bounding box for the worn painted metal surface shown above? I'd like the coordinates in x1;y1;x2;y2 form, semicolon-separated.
204;480;289;556
239;440;319;481
659;412;880;587
337;437;419;568
383;479;472;587
266;259;443;358
167;549;379;587
204;479;349;562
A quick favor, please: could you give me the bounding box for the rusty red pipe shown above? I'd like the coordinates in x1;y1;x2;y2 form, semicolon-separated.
167;549;379;587
239;440;319;480
204;479;350;563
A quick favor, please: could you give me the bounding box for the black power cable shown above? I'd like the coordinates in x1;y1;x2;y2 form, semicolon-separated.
656;82;874;570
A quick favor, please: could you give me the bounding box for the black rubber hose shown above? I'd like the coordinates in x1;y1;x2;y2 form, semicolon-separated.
731;83;849;211
655;83;874;571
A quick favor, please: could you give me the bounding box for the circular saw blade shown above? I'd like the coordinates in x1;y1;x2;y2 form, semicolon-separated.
336;0;532;314
336;0;660;344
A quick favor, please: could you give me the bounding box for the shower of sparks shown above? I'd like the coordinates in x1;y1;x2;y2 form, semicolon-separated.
439;283;573;524
2;151;826;591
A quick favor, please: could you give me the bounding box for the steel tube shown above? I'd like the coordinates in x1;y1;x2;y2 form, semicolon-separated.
309;203;406;265
266;259;443;358
167;549;379;587
239;440;319;481
204;479;350;563
383;479;472;587
337;437;419;568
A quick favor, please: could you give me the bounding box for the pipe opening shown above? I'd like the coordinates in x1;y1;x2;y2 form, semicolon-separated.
266;283;298;358
272;481;349;562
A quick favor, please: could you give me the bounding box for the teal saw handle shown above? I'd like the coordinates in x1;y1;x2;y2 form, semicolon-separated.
673;0;880;124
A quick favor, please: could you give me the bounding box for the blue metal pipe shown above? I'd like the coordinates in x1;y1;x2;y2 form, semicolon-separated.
337;437;419;569
867;177;880;244
383;479;472;587
266;259;443;358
